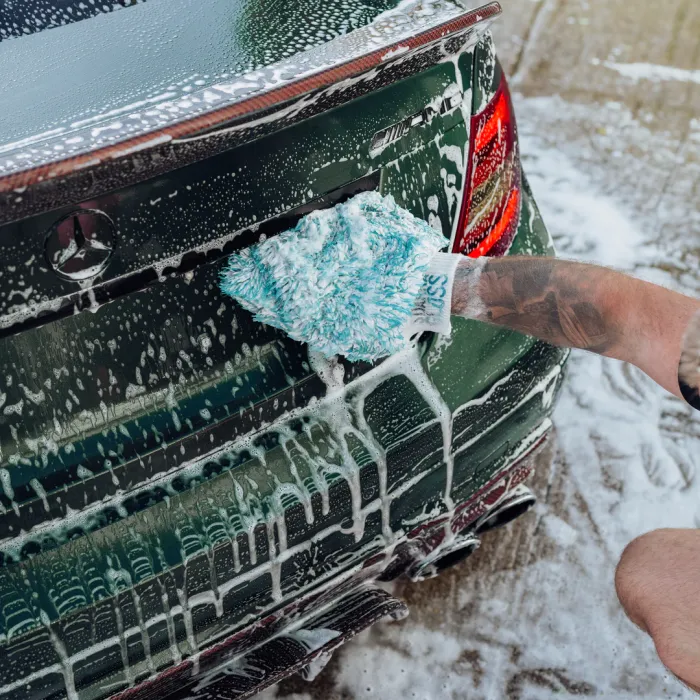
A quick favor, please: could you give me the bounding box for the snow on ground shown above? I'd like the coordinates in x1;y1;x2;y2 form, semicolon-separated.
594;60;700;88
260;92;700;700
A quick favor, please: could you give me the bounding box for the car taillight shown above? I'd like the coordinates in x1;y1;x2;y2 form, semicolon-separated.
453;73;521;257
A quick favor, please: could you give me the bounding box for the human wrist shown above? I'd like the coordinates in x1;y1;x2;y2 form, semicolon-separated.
451;256;487;319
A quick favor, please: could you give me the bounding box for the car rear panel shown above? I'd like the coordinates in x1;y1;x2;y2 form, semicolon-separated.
0;28;473;558
0;2;567;698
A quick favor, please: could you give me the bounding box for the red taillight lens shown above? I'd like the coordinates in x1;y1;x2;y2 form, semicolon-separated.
453;74;521;257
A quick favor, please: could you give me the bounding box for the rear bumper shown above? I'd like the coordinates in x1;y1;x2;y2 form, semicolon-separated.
118;348;569;700
0;340;567;700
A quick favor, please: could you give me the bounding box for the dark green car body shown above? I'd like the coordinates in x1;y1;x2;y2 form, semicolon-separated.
0;2;567;698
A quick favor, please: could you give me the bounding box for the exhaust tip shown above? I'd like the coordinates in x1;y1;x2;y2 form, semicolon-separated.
408;533;481;582
475;484;536;535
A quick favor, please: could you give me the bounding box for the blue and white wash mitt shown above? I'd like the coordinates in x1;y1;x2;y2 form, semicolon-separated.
220;192;459;362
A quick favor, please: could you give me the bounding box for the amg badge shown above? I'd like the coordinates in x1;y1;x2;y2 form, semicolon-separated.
370;89;464;155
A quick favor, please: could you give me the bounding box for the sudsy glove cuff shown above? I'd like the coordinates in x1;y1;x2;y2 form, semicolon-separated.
404;253;461;339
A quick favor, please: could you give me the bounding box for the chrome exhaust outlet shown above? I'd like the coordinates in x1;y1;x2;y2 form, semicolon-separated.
407;532;481;582
475;484;536;535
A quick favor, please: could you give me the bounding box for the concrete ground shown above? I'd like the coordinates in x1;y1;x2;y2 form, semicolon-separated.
263;1;700;697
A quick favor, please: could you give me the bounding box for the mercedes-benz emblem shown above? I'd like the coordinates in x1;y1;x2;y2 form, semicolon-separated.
45;209;116;281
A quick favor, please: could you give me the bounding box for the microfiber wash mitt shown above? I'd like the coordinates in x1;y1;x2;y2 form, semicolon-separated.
220;191;459;362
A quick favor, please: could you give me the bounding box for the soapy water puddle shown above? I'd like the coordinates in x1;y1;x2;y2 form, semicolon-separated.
260;94;700;699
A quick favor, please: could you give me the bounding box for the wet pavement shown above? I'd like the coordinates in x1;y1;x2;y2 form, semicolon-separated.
262;1;700;697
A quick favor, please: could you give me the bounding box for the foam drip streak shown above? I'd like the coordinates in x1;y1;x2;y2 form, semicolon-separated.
401;352;455;511
113;602;133;688
40;609;78;700
311;352;390;544
176;578;200;676
131;588;156;675
351;396;393;544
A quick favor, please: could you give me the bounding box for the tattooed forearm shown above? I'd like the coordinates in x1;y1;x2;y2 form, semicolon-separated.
452;257;621;354
451;255;700;407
